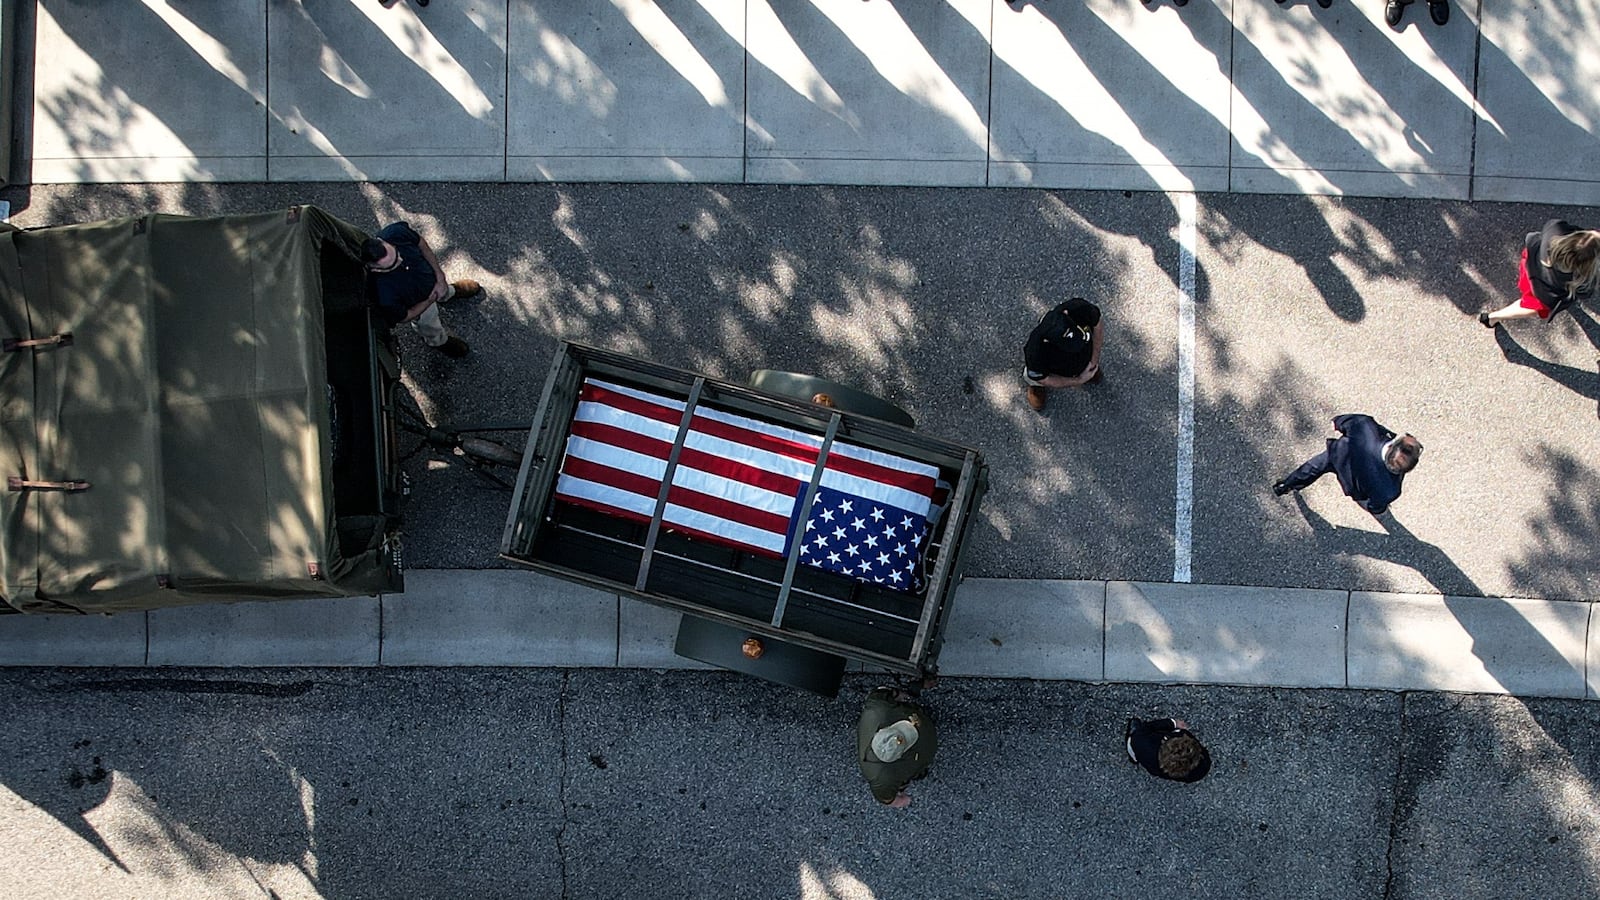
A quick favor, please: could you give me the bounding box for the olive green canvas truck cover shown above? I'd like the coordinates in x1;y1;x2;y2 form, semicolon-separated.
0;206;401;613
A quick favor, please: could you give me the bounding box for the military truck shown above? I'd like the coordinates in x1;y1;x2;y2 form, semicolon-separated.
0;206;403;613
502;343;988;696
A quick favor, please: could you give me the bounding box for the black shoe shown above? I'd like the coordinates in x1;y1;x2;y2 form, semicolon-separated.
1385;0;1406;27
1272;480;1292;496
434;335;470;358
1173;0;1188;6
1428;0;1448;24
1478;312;1498;329
1316;0;1331;7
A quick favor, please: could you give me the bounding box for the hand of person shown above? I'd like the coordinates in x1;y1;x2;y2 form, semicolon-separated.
1172;718;1189;731
427;278;449;305
889;792;912;809
1078;361;1099;384
402;297;435;323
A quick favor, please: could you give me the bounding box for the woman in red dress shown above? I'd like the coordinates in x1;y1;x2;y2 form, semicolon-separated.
1480;220;1600;328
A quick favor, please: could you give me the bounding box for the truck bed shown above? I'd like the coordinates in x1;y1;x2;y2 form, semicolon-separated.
503;343;985;673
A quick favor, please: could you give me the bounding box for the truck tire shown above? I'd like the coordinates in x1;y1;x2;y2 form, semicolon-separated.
748;370;915;429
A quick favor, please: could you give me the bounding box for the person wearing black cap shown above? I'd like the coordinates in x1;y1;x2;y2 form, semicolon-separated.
1125;717;1211;783
857;686;938;807
1022;296;1103;412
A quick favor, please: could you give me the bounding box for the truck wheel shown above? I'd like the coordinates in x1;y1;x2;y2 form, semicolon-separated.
748;370;915;428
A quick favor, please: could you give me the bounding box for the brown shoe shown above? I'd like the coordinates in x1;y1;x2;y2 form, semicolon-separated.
1026;386;1047;411
449;278;483;301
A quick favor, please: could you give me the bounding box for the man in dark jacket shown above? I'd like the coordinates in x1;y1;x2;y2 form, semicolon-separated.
363;221;482;358
1273;414;1422;516
856;686;937;808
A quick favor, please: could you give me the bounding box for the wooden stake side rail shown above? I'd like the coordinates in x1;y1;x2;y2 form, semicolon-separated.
634;377;705;592
769;412;841;629
908;451;978;662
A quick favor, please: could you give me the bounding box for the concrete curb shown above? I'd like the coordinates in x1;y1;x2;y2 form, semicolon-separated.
1;570;1593;700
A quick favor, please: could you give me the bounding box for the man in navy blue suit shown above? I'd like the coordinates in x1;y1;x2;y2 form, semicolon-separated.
1273;414;1422;516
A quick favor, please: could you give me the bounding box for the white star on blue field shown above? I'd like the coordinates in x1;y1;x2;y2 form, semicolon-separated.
795;486;927;591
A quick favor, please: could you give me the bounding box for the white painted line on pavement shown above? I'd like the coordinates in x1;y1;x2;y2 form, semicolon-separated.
1174;193;1197;583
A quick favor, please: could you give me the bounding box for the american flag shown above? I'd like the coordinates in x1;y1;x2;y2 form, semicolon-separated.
553;378;939;590
795;486;926;589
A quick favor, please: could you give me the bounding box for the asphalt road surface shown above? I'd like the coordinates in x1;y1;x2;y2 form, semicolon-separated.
8;182;1596;602
2;668;1597;900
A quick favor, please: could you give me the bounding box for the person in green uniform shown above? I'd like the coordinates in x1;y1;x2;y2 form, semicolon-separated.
856;686;937;808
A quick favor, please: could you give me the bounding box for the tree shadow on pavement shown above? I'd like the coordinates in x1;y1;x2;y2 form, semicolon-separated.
1504;445;1600;603
1494;326;1600;416
1295;494;1479;596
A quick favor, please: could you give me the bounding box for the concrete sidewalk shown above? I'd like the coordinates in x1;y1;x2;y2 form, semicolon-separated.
2;570;1593;699
21;0;1600;205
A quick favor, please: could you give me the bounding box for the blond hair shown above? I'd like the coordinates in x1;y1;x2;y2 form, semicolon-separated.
1545;229;1600;300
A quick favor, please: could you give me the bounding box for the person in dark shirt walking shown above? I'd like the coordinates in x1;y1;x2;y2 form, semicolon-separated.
1023;297;1103;412
857;685;937;808
1479;220;1600;329
1273;414;1421;517
1125;717;1211;783
363;221;482;358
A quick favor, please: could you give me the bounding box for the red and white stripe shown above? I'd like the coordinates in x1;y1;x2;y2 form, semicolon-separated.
554;378;939;556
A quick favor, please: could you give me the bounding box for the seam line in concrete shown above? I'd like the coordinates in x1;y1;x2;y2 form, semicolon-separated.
741;1;749;184
1343;590;1351;688
1100;580;1108;682
502;2;510;182
555;670;572;900
1380;691;1409;900
1226;0;1236;183
983;0;995;188
1585;601;1593;700
263;1;270;181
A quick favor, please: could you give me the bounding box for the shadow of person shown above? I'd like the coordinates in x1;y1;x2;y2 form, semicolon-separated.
1492;326;1600;419
1565;304;1600;351
1294;495;1481;596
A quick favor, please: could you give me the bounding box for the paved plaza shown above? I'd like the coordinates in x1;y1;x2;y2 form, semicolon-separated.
5;0;1600;688
4;4;1600;894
